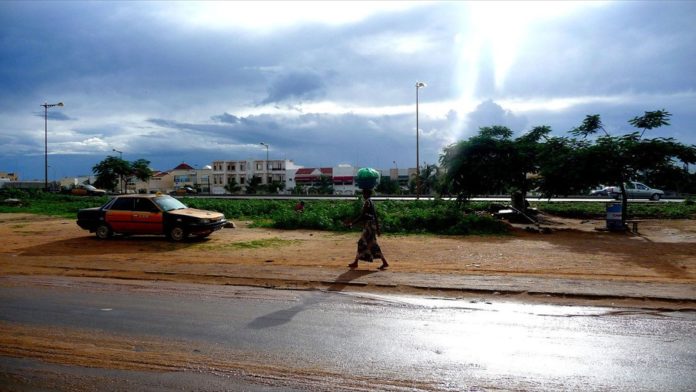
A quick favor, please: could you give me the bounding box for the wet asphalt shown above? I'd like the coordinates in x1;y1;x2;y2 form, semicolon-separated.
0;276;694;391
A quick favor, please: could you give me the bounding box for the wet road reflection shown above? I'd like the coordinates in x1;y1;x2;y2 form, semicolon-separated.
0;276;694;391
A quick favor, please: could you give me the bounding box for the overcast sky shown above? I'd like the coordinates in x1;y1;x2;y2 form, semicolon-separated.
1;1;695;180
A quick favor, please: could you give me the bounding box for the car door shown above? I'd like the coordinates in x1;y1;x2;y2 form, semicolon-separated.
105;197;134;232
633;182;650;198
624;182;638;198
131;197;164;234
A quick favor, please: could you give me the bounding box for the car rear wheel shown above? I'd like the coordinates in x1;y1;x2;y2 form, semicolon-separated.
95;224;112;239
168;226;187;242
650;193;661;201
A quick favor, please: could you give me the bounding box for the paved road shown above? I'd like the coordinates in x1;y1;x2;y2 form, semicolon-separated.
1;276;694;391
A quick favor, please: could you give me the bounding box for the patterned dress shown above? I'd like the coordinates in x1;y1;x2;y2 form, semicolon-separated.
356;199;383;262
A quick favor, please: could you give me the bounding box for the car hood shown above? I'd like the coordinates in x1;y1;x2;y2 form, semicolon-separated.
167;208;225;220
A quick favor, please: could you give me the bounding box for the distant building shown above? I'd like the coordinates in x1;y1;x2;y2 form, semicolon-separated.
389;167;416;191
210;159;301;194
0;171;19;181
131;163;212;194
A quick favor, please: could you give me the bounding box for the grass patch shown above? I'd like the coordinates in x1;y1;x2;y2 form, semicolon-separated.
197;237;301;251
231;238;301;249
0;189;107;219
532;201;696;219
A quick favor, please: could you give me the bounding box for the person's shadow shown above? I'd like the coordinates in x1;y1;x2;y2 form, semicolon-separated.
326;269;377;292
246;269;377;329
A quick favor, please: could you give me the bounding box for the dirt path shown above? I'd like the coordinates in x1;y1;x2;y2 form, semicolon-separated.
1;213;694;288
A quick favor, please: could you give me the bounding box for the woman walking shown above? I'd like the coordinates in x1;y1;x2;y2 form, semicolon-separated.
347;188;389;270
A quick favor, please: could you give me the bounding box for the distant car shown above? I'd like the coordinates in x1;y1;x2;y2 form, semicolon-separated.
71;184;107;196
171;186;197;195
76;194;227;241
590;181;664;201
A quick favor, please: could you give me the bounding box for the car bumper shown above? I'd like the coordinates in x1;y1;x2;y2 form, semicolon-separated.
187;220;227;234
76;220;98;232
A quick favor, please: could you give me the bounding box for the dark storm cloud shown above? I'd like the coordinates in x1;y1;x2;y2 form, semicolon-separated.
144;111;445;169
211;113;241;124
260;71;326;105
466;100;528;134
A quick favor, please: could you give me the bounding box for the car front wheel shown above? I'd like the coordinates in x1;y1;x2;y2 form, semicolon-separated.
168;226;187;242
95;224;112;239
650;193;661;201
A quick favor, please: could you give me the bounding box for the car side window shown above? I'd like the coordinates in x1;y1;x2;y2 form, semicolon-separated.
133;198;160;213
109;198;134;211
625;182;636;190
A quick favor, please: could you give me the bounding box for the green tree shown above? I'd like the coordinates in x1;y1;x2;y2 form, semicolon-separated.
376;176;400;195
542;109;696;225
265;181;286;194
439;125;549;207
408;163;443;196
225;178;241;194
315;175;334;195
291;184;306;195
92;156;131;192
245;176;262;194
130;159;153;192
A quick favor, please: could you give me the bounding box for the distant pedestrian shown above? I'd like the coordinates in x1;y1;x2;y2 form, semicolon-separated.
346;188;389;270
294;200;305;213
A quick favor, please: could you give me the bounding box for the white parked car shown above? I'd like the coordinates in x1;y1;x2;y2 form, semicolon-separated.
590;181;664;201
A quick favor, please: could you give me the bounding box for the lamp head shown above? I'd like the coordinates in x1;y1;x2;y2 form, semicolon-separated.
57;102;64;107
416;82;426;88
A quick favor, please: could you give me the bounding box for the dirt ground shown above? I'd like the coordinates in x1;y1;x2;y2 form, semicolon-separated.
0;213;694;289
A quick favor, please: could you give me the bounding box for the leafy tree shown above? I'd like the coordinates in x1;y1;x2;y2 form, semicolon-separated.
265;181;286;194
376;176;400;195
315;175;334;195
291;184;306;195
93;157;153;193
245;176;262;194
130;159;153;182
408;163;443;196
130;159;153;192
439;125;549;207
225;178;241;194
92;156;131;192
542;109;696;225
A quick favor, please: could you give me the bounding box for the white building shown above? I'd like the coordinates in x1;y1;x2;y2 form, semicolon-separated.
210;159;302;194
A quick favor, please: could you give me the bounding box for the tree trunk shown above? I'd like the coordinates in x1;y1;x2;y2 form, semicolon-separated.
620;182;628;227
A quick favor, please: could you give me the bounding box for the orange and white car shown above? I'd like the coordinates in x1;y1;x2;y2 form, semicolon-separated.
76;194;227;241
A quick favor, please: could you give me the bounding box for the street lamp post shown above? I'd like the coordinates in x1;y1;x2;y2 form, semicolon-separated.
41;102;63;191
112;149;124;192
260;142;269;184
415;82;426;199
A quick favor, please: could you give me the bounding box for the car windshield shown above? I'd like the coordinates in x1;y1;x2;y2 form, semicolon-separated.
153;196;187;211
84;185;96;190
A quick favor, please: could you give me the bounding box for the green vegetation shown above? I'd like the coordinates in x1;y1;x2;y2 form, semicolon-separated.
440;110;696;226
0;189;108;219
183;198;508;235
2;190;693;235
531;201;696;219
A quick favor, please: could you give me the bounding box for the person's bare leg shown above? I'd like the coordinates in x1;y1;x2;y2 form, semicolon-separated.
378;257;389;270
348;258;358;269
